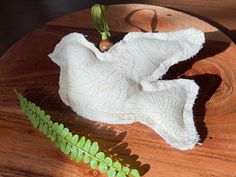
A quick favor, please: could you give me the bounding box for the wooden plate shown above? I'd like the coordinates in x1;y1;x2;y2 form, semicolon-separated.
0;4;236;177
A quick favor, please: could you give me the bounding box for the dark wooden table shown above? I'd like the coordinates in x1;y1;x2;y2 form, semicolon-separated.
0;4;236;177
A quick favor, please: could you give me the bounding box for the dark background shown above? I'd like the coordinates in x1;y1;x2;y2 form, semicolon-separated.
1;0;236;56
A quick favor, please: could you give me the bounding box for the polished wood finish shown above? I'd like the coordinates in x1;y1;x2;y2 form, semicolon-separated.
146;0;236;42
0;4;236;177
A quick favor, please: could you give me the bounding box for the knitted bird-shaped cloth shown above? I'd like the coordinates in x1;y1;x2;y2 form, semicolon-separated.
49;28;205;150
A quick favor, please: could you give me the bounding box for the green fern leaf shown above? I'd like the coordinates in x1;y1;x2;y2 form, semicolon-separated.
22;105;27;113
77;136;86;148
130;169;140;177
38;120;44;132
71;135;79;145
83;139;91;152
64;143;72;155
29;112;36;122
57;124;64;134
61;128;69;138
76;150;84;162
113;161;122;171
29;102;36;109
25;106;30;115
48;120;53;127
107;167;116;177
43;115;51;123
33;116;40;128
42;124;48;135
47;128;52;138
117;171;126;177
65;132;72;141
50;131;57;142
83;153;90;163
60;138;66;152
99;161;108;173
14;90;141;177
70;146;77;160
83;139;92;163
55;136;62;149
38;109;45;118
89;142;99;155
95;152;105;160
90;157;98;169
122;166;130;174
35;106;41;115
52;122;59;131
104;157;113;166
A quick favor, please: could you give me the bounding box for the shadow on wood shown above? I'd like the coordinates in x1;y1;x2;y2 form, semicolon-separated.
125;8;158;32
165;6;236;44
163;36;230;79
182;74;222;142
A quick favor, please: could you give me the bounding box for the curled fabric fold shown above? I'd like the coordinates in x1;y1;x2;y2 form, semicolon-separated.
49;28;205;150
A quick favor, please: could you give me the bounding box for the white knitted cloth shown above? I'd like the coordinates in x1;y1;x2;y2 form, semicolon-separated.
49;28;205;150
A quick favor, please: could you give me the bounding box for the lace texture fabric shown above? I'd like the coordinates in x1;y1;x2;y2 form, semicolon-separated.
49;28;205;150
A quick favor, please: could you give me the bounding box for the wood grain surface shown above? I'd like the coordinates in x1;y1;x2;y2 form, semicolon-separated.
0;4;236;177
